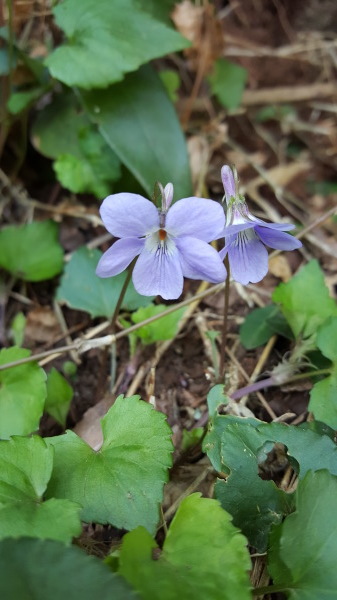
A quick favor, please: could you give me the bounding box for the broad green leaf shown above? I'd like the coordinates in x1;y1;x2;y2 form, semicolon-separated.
119;493;251;600
54;144;120;198
0;538;134;599
204;415;337;551
32;92;88;159
268;470;337;599
208;59;247;110
0;347;46;439
45;368;73;427
138;0;178;23
56;246;152;318
46;395;173;533
32;92;120;197
131;304;185;344
82;65;192;200
0;220;64;281
46;0;188;89
272;260;337;340
0;436;81;542
309;317;337;428
240;304;292;349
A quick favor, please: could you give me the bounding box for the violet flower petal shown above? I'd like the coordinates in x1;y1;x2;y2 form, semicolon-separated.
176;237;227;283
222;222;256;237
226;235;269;285
133;246;184;300
252;217;295;231
100;193;159;238
221;165;236;204
166;197;225;242
255;225;302;250
96;238;144;278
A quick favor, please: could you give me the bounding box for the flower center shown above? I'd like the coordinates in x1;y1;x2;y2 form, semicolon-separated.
145;229;175;256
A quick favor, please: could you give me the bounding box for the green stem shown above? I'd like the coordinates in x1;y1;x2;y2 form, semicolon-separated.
111;259;136;330
218;256;230;382
231;368;332;401
287;368;331;382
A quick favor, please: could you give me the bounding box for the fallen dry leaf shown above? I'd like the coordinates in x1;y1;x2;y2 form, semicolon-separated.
268;255;292;282
24;306;61;344
171;0;223;71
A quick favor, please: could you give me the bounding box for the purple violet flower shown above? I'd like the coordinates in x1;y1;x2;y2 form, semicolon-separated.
219;165;302;285
96;184;227;300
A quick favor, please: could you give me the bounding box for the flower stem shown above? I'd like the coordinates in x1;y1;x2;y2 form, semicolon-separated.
111;259;136;330
230;368;332;401
218;256;230;381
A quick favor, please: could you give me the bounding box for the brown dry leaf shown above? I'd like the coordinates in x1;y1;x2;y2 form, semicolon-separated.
226;150;266;172
247;160;311;192
171;0;223;72
187;135;210;192
24;306;61;344
171;0;204;47
4;0;34;33
73;397;113;450
268;255;292;282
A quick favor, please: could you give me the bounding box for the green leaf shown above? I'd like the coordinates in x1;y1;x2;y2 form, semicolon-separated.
181;428;204;451
81;65;193;200
46;395;173;533
46;0;188;89
56;246;152;318
138;0;178;23
207;384;230;418
309;317;337;428
0;538;134;599
309;374;337;429
268;470;337;599
54;150;119;198
131;304;185;344
240;304;292;349
0;220;64;281
119;493;251;600
204;415;337;551
0;436;81;542
32;92;88;159
9;311;26;346
32;92;120;197
0;347;46;439
315;315;337;361
159;69;180;102
0;47;16;76
272;260;337;340
7;86;46;115
45;368;73;427
208;58;247;110
255;104;296;122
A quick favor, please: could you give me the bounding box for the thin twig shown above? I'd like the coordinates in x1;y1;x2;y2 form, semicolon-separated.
0;281;227;371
